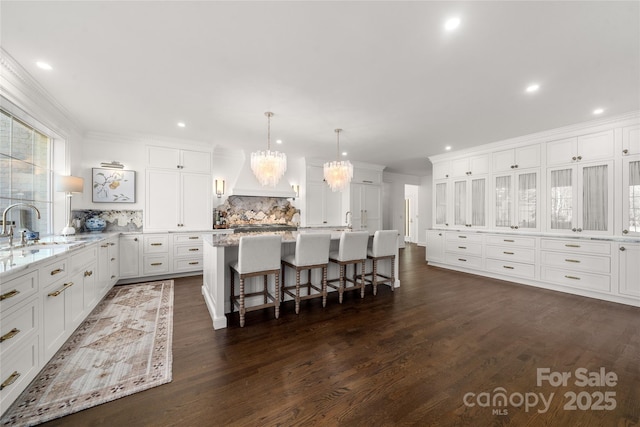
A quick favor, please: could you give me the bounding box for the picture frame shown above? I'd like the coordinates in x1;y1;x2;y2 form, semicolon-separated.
92;168;136;203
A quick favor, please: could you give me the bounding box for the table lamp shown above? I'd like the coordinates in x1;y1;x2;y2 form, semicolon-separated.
55;175;84;235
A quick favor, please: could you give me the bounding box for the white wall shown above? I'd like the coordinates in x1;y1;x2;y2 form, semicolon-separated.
382;171;424;248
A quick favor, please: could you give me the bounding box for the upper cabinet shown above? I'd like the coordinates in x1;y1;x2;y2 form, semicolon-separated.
622;124;640;156
622;155;640;236
547;130;614;166
492;144;541;172
492;170;540;231
450;154;489;178
433;161;451;180
305;166;342;227
451;175;487;229
352;167;382;185
146;146;212;173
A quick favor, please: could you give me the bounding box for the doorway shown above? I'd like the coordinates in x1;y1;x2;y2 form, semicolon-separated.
404;184;419;243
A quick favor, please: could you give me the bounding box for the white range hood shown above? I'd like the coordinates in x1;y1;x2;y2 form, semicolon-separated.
230;151;296;198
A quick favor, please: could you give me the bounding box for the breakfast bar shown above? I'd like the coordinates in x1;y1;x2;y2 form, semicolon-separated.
201;229;400;330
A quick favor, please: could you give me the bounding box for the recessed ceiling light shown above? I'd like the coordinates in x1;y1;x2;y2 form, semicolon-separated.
445;146;452;151
593;108;604;115
444;17;461;31
525;84;540;93
36;61;52;70
177;122;186;128
342;152;348;156
276;139;282;144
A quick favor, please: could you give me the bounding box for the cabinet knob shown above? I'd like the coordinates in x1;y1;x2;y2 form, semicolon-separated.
445;174;449;178
623;149;629;155
622;229;629;234
620;246;626;251
438;233;442;236
514;164;518;168
445;223;449;226
576;228;582;232
134;237;138;241
577;155;582;161
572;156;577;161
510;165;514;169
514;225;518;229
572;228;577;232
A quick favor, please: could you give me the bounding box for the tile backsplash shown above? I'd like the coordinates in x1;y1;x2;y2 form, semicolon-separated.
217;196;300;226
72;209;143;233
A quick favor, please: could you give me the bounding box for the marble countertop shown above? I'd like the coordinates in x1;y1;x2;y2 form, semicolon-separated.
428;228;640;243
0;232;120;277
203;228;373;247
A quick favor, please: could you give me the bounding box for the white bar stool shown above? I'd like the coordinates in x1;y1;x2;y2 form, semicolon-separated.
327;231;370;303
281;233;331;313
364;230;398;295
230;234;282;327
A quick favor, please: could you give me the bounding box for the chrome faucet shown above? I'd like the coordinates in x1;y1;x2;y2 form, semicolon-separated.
1;203;42;247
345;211;352;230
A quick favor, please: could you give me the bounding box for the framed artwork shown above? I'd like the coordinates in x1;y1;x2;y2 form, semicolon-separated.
92;168;136;203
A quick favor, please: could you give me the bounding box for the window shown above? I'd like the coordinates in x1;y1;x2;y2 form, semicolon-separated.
0;108;52;234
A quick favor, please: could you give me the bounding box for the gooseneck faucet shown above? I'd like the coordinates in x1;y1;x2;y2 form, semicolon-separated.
1;203;42;246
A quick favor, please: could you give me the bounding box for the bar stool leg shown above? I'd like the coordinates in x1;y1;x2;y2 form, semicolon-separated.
360;261;365;298
264;276;268;304
295;269;301;314
322;266;327;307
339;264;345;304
391;256;395;292
275;271;280;319
281;264;286;301
373;258;378;296
230;266;235;313
239;276;246;327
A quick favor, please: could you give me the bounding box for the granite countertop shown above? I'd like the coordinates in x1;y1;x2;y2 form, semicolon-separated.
428;228;640;243
203;228;373;247
0;232;120;277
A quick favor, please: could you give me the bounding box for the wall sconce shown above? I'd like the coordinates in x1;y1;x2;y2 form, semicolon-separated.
215;179;225;198
291;184;300;199
100;161;124;169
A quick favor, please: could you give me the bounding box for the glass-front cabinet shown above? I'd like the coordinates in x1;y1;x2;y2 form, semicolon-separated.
547;161;613;235
452;176;487;229
493;170;539;231
622;155;640;236
434;180;450;228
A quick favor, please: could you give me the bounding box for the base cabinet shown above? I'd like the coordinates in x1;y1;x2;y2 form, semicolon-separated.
618;243;640;298
425;230;445;263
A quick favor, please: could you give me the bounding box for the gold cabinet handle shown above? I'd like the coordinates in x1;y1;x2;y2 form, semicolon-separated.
84;270;93;277
0;328;20;343
188;261;199;265
458;236;467;239
101;244;109;248
503;266;514;269
458;246;466;249
503;239;515;242
188;248;200;252
150;262;163;266
503;251;514;255
565;259;580;263
188;236;199;240
48;282;74;297
50;268;64;275
565;244;580;248
0;371;20;390
564;275;580;280
150;243;163;246
0;289;19;301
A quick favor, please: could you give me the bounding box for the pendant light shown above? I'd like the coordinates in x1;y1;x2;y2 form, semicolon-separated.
251;112;287;186
323;128;353;192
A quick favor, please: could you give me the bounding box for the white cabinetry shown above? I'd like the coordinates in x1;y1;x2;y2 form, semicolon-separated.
305;166;342;226
547;161;613;235
432;161;451;180
547;130;614;166
97;237;118;297
433;180;450;228
492;144;541;172
450;154;489;178
143;234;171;276
492;169;540;231
617;243;640;298
444;232;483;269
622;155;640;236
452;176;487;229
119;235;141;278
485;235;536;279
622;124;640;156
425;230;445;263
350;183;381;231
173;233;204;273
145;146;212;232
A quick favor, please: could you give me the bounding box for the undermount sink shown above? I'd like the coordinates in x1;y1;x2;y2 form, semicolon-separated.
0;241;81;254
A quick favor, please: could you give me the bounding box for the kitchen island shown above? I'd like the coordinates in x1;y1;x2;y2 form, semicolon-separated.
202;229;400;329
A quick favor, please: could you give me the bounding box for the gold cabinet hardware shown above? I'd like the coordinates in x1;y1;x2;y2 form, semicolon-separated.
564;275;580;280
565;259;580;263
84;270;93;277
0;371;20;390
134;237;138;241
150;243;163;246
111;258;116;261
565;244;580;248
503;266;514;269
188;261;199;265
188;236;199;240
0;289;19;301
504;239;515;242
458;246;466;249
101;244;109;248
620;246;626;252
50;268;64;275
109;242;116;246
458;235;467;239
111;275;116;279
150;262;163;266
188;248;199;252
622;229;629;234
0;328;20;343
503;251;514;255
48;282;74;297
458;258;467;262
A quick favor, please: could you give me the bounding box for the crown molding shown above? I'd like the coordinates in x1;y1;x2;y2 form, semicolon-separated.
0;47;81;138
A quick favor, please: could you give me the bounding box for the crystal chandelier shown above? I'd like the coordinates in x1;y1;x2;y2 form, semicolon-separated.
323;128;353;192
251;112;287;187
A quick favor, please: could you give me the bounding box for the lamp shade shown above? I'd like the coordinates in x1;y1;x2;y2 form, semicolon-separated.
55;175;84;193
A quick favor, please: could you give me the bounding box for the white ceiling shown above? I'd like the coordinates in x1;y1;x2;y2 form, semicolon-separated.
1;1;639;175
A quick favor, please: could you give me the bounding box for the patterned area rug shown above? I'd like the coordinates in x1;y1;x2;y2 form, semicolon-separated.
1;281;174;426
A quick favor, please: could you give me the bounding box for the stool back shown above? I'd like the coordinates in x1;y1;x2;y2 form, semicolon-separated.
295;233;331;266
337;231;369;262
237;234;282;274
371;230;399;257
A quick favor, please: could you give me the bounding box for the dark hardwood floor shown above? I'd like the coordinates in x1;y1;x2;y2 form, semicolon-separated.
42;244;639;426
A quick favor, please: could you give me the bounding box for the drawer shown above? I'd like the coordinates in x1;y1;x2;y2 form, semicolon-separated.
486;258;536;279
0;271;38;313
486;245;535;263
70;245;97;273
174;245;202;257
446;232;483;243
445;253;483;269
0;298;38;356
173;234;203;244
540;267;611;293
39;257;68;289
445;241;483;256
143;254;170;275
174;257;203;273
144;235;169;253
485;235;536;248
541;239;611;255
0;335;39;414
541;251;610;274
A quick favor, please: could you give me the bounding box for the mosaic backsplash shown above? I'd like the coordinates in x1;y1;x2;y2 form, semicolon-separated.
71;210;143;233
217;196;300;226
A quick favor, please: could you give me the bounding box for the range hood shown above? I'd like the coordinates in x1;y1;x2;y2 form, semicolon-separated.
230;151;296;198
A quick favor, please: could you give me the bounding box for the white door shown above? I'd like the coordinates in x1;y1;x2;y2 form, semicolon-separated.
181;173;212;230
146;169;180;230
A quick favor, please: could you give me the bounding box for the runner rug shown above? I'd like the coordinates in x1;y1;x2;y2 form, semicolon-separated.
1;280;174;426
